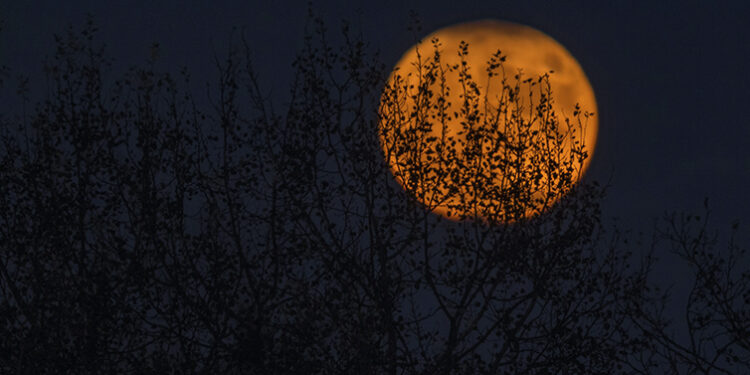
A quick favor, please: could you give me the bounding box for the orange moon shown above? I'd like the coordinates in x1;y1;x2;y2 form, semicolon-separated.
378;20;598;222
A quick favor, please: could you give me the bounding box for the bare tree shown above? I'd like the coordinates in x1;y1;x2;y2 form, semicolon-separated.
0;15;661;375
628;204;750;375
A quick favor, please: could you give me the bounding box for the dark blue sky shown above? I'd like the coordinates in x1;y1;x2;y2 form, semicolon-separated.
2;1;748;252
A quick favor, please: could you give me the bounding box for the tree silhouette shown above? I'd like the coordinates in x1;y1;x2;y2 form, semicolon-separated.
1;15;741;375
627;206;750;375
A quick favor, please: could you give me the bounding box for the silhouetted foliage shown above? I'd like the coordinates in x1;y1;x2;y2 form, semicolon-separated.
0;15;746;375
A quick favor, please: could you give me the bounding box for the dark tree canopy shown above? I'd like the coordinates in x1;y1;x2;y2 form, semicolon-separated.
0;16;747;375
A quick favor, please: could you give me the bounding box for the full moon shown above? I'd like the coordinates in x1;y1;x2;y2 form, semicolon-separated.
378;20;598;223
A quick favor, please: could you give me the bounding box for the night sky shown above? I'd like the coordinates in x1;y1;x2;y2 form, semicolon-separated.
4;1;749;228
2;0;749;340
